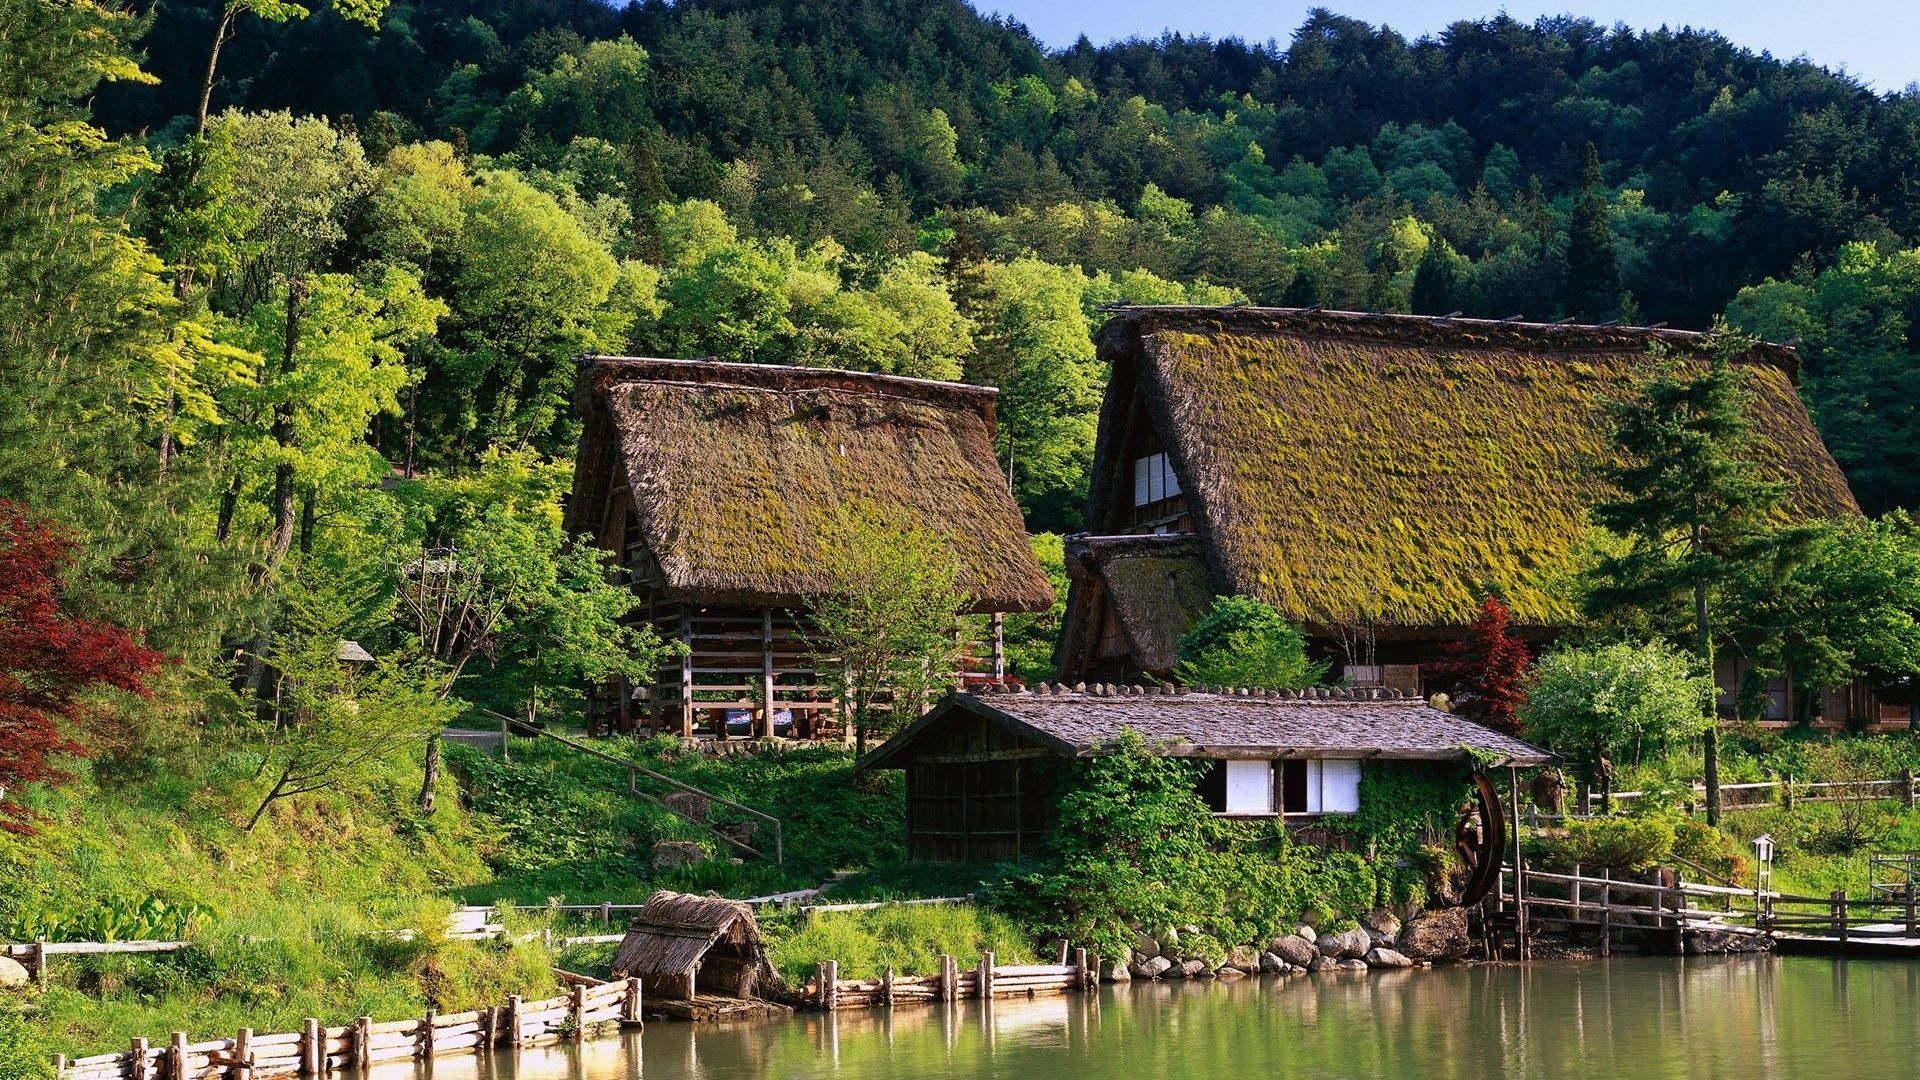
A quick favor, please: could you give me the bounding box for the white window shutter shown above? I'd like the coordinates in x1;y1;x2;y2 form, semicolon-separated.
1133;455;1151;506
1323;760;1362;814
1224;759;1273;814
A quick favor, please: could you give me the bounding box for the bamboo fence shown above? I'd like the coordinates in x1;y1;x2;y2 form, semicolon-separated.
805;948;1095;1011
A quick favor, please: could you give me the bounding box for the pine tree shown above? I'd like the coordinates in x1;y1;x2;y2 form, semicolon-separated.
1564;142;1622;321
1409;242;1458;315
1584;330;1792;825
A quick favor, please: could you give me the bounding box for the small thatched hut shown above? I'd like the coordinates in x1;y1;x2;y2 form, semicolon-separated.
567;356;1056;739
611;891;777;1002
1057;306;1889;722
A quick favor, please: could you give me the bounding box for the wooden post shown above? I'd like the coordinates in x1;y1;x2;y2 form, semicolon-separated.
601;901;612;926
30;938;47;986
941;954;956;1003
499;712;510;763
1599;869;1612;957
1509;767;1528;960
234;1027;252;1080
1053;939;1070;965
506;994;523;1044
51;1054;64;1078
823;960;839;1010
1834;890;1849;945
1783;774;1794;810
355;1017;373;1072
815;962;828;1010
1905;768;1916;809
679;611;695;738
1572;863;1582;922
421;1009;435;1057
621;977;643;1028
130;1038;150;1080
882;965;894;1008
569;983;586;1040
298;1021;317;1076
759;608;776;739
979;951;994;999
991;612;1005;681
169;1032;188;1080
1073;947;1089;990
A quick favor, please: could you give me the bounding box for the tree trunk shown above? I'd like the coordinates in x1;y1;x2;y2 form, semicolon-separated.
247;769;290;832
197;7;239;135
1694;545;1720;827
216;473;242;543
418;734;441;814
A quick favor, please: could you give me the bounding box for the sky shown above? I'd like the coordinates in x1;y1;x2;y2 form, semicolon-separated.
985;1;1920;93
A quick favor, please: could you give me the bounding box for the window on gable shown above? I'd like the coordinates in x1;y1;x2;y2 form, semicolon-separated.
1133;452;1182;507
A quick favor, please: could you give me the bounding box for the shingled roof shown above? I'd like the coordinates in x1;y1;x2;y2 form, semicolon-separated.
567;356;1056;614
860;685;1553;769
1084;306;1858;631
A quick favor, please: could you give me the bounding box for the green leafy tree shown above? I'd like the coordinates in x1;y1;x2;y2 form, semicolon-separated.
1584;331;1795;824
1521;641;1717;811
803;506;971;754
1565;142;1622;320
1175;595;1327;690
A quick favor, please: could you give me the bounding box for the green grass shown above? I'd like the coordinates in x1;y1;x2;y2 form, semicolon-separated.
759;904;1039;984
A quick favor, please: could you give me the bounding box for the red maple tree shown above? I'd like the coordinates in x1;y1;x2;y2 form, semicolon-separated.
1433;594;1533;735
0;503;164;833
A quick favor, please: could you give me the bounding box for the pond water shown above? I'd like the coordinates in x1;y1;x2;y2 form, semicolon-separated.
368;956;1920;1080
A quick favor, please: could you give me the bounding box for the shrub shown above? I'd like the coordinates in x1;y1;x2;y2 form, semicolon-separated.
1522;640;1715;772
1532;817;1675;871
1175;595;1326;689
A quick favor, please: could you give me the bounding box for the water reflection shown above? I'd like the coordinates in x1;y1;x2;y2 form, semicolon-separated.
359;957;1920;1080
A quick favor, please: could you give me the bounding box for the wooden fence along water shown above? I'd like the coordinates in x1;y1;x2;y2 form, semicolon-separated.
52;977;643;1080
808;948;1094;1011
1549;772;1920;819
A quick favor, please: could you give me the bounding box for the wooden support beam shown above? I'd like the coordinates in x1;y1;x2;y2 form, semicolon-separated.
679;612;695;738
759;608;776;739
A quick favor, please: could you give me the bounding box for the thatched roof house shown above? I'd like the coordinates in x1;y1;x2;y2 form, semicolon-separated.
611;890;777;1001
859;685;1549;862
1058;306;1858;687
568;356;1054;614
567;356;1054;738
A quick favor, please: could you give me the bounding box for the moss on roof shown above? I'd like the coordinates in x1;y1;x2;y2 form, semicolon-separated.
570;357;1055;613
1093;307;1858;630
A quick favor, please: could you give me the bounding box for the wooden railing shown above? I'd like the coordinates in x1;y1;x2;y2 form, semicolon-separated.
808;948;1093;1010
483;709;784;865
55;976;642;1079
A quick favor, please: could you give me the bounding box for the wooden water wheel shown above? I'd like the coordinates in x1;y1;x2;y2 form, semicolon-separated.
1455;772;1507;906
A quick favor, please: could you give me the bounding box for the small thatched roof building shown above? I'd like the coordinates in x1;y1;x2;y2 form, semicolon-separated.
1058;306;1859;688
611;890;777;1001
566;356;1055;738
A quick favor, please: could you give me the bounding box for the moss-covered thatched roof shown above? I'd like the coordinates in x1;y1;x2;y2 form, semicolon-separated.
568;356;1055;613
1088;307;1858;630
1061;533;1215;674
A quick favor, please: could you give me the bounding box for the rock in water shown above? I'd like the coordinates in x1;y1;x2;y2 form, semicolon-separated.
1214;966;1247;980
1337;928;1373;959
1259;951;1290;974
1307;955;1338;973
0;956;27;988
1133;955;1173;979
1101;957;1134;983
649;840;707;869
1334;958;1369;972
1366;947;1414;968
1179;959;1211;978
1399;907;1472;963
1269;935;1318;968
1315;933;1344;958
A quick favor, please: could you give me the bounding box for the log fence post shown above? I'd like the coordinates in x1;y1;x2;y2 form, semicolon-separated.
979;951;994;999
622;977;644;1028
882;966;894;1009
1073;947;1088;991
506;995;523;1044
1905;768;1916;810
600;901;613;926
51;1054;64;1078
130;1037;149;1080
941;954;956;1003
32;938;48;986
1599;870;1611;958
499;712;510;763
824;960;839;1010
1834;890;1849;945
169;1032;188;1080
299;1020;318;1076
422;1009;435;1057
234;1027;252;1080
1783;775;1794;811
355;1016;372;1072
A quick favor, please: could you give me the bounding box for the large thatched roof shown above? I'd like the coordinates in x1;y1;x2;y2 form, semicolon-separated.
568;357;1055;613
1085;307;1858;631
861;687;1554;769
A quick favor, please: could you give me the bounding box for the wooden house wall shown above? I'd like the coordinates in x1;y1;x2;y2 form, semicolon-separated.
901;712;1059;862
